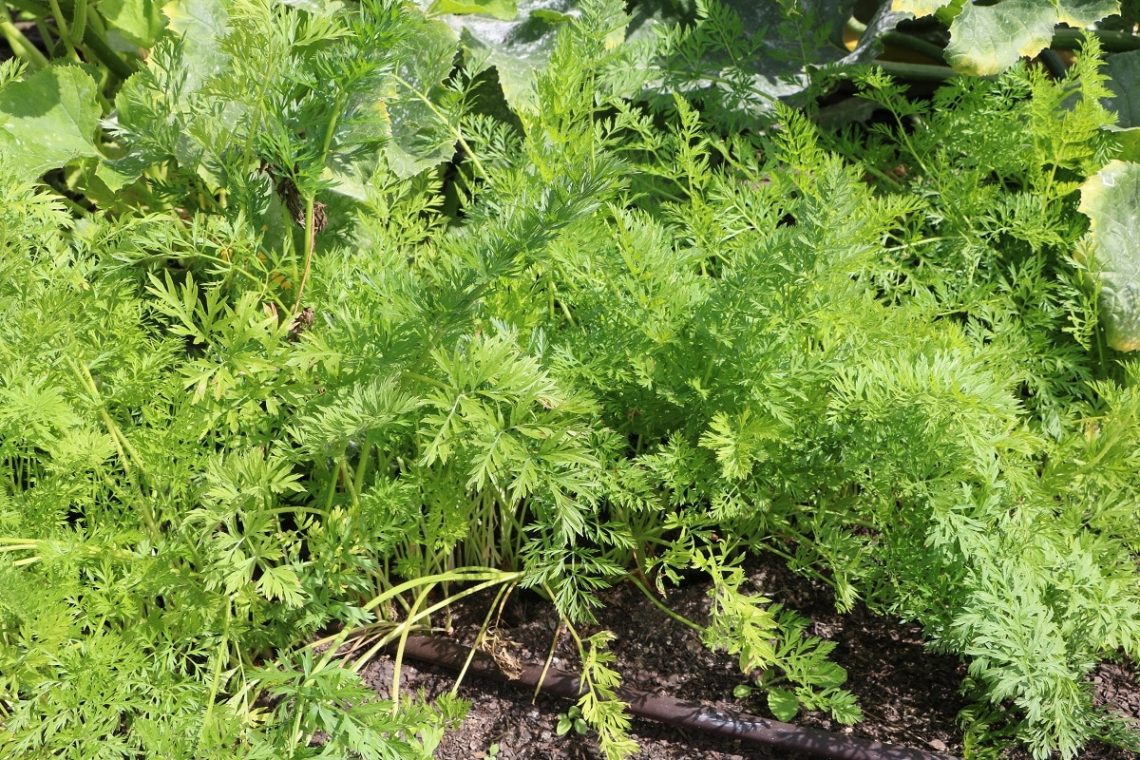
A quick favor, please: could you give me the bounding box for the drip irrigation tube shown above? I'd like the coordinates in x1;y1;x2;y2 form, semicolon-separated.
398;634;957;760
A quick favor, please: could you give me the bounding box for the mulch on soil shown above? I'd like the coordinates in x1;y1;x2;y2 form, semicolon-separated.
356;554;1140;759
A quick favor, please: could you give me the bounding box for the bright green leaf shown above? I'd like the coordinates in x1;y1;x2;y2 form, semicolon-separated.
944;1;1120;75
102;0;166;47
430;0;518;21
0;65;101;178
383;17;460;177
443;0;574;112
1053;0;1120;27
767;688;800;721
1078;160;1140;351
946;0;1055;75
890;0;953;14
163;0;230;94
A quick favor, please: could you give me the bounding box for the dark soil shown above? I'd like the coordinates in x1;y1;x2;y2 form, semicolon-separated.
356;554;1140;760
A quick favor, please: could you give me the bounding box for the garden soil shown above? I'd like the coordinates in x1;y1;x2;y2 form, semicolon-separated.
358;555;1140;760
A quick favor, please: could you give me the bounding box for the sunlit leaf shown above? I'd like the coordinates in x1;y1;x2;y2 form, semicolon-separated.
430;0;518;20
1078;160;1140;351
0;65;101;178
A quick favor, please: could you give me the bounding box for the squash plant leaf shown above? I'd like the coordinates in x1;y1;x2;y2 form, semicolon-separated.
382;16;462;178
102;0;167;48
162;0;231;95
1078;159;1140;351
895;0;1122;75
0;65;102;179
890;0;952;14
427;0;576;112
1104;49;1140;129
430;0;519;20
649;0;906;129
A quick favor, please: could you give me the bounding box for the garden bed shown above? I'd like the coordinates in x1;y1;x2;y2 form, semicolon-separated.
358;553;1140;759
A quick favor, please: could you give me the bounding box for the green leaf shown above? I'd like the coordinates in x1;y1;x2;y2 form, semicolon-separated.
102;0;166;47
1104;49;1140;129
767;688;800;721
944;1;1121;75
0;65;102;178
430;0;518;21
1053;0;1120;26
162;0;230;95
650;0;907;128
433;0;576;111
1078;160;1140;351
383;17;460;177
890;0;953;13
946;0;1056;75
257;565;306;607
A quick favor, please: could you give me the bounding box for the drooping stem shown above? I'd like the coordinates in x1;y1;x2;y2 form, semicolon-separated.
0;6;50;69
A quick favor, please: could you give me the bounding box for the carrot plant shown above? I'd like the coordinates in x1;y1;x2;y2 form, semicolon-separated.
1;1;1139;759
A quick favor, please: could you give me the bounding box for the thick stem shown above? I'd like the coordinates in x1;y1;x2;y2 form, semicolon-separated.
0;7;50;69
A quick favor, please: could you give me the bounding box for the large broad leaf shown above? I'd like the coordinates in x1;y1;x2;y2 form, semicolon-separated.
422;0;574;112
1102;50;1140;162
896;0;1121;75
429;0;519;20
381;17;462;178
0;65;102;179
102;0;167;48
1104;49;1140;129
1078;160;1140;351
163;0;230;95
891;0;952;13
945;0;1056;75
649;0;907;128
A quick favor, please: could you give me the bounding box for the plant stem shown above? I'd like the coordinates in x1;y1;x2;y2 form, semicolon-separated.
47;0;79;60
0;6;50;69
628;573;703;632
880;31;946;64
81;17;136;80
874;60;956;82
71;0;87;42
1052;27;1140;53
291;197;316;314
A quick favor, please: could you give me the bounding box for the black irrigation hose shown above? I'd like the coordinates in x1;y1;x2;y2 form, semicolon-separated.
399;635;958;760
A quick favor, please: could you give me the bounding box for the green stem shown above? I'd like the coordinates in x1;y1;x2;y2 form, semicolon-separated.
81;18;136;80
198;601;232;751
1052;27;1140;53
290;197;316;314
71;0;87;42
880;30;946;64
392;73;489;180
69;358;160;541
1038;48;1068;79
0;8;50;68
48;0;79;60
873;60;956;82
628;574;703;632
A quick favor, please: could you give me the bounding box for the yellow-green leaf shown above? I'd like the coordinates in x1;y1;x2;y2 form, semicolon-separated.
944;1;1121;76
1078;160;1140;351
102;0;166;47
1054;0;1120;27
0;65;101;179
946;0;1054;75
890;0;953;15
163;0;230;94
430;0;518;20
